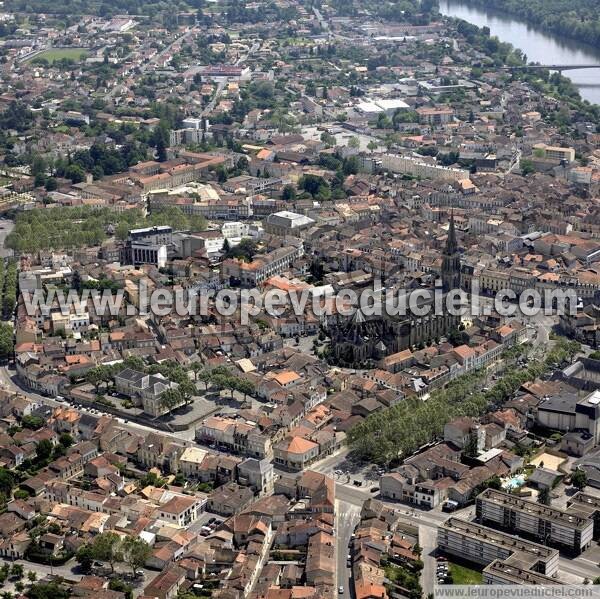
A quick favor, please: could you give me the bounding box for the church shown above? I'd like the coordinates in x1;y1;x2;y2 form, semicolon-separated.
328;214;463;367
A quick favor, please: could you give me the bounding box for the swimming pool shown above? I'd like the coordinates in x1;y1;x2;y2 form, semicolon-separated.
502;473;526;490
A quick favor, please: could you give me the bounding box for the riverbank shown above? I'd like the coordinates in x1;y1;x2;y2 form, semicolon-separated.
439;0;600;107
446;0;600;49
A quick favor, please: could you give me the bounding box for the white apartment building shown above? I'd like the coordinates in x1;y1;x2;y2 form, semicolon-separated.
438;517;559;575
476;489;594;554
364;153;469;182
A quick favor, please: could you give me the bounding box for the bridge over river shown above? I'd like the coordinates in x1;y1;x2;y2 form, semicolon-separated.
504;64;600;73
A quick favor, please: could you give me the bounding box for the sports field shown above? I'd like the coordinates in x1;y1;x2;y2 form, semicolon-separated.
28;47;89;64
530;452;565;472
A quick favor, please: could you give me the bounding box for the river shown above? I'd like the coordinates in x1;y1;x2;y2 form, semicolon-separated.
439;0;600;105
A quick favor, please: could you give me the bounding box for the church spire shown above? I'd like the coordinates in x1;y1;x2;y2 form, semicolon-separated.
446;210;458;255
442;210;461;293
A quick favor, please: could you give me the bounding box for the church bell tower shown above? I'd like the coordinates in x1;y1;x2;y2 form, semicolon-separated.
442;211;461;293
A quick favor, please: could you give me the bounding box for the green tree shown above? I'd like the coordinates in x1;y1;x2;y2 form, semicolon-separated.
86;366;106;392
140;471;166;488
463;433;479;458
198;369;211;390
178;379;197;405
65;164;86;183
21;415;44;430
91;532;123;574
210;373;229;394
538;487;551;506
282;184;296;202
236;379;255;400
159;388;183;414
122;537;151;577
108;579;132;599
189;361;203;381
520;158;535;176
320;132;336;147
35;439;53;462
572;468;588;491
0;468;15;498
299;174;330;198
76;544;94;573
45;178;58;192
343;155;359;176
0;323;14;360
59;433;74;448
122;355;145;372
28;583;69;599
153;121;170;162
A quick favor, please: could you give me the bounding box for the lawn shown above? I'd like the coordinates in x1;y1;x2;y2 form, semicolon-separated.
448;562;483;585
383;563;421;595
28;47;89;64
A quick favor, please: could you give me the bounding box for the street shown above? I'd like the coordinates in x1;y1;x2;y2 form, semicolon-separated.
0;556;154;589
335;498;360;598
0;253;595;592
334;482;457;596
419;524;438;598
0;557;81;587
199;41;260;118
0;364;198;442
333;480;600;584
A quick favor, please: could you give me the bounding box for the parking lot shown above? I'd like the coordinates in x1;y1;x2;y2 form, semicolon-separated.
59;383;244;433
435;556;450;585
319;455;385;492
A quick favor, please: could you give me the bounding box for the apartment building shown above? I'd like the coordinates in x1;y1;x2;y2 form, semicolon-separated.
178;446;208;479
273;436;320;471
533;144;576;163
221;244;304;287
483;560;560;585
129;226;173;246
438;517;559;574
196;415;273;459
567;492;600;540
363;153;469;182
200;65;251;82
416;106;455;126
476;488;594;554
